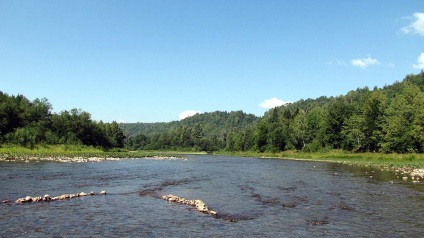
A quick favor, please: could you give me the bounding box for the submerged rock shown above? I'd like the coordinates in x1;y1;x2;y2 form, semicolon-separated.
10;191;106;205
161;194;217;216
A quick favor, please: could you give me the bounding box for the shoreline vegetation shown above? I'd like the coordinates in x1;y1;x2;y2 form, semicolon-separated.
215;150;424;179
0;145;195;162
2;145;424;179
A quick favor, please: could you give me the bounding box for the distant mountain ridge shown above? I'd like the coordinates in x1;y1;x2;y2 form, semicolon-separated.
122;72;424;153
120;110;259;138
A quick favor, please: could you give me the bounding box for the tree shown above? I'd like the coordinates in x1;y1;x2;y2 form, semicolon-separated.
324;100;353;149
382;82;423;152
292;110;307;150
362;90;386;152
342;114;365;151
107;121;126;148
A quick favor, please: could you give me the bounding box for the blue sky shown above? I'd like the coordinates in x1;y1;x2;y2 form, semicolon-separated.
1;1;423;123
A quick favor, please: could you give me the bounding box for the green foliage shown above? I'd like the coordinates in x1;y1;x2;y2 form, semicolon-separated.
0;92;125;149
3;72;424;155
124;111;259;152
123;72;424;155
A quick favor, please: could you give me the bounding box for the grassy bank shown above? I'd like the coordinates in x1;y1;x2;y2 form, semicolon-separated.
214;150;424;170
0;144;189;161
3;144;424;172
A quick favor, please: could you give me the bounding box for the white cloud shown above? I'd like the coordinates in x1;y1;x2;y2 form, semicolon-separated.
259;98;290;109
413;53;424;69
179;110;201;120
401;12;424;36
351;56;380;69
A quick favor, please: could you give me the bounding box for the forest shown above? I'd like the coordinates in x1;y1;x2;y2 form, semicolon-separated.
124;72;424;154
0;93;125;149
2;72;424;154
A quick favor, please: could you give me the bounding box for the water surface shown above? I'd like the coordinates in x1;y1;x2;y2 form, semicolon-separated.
1;155;424;237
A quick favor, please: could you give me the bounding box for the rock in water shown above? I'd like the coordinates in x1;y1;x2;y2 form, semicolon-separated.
43;195;51;201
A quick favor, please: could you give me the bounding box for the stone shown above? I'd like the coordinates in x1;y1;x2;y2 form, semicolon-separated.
33;196;42;202
99;191;106;195
15;198;25;203
79;192;87;196
58;194;69;200
209;210;217;215
90;191;95;196
43;194;51;201
25;196;33;202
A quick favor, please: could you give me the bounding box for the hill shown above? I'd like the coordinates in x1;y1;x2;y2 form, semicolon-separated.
123;72;424;153
121;111;259;151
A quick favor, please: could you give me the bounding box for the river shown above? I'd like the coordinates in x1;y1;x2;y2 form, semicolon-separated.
1;155;424;237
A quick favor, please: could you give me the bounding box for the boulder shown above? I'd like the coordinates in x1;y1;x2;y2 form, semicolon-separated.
58;194;69;200
209;210;217;215
33;196;42;202
15;198;25;203
99;191;106;195
43;195;51;201
79;192;87;196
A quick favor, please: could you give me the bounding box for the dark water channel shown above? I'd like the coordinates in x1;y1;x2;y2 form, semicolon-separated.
1;155;424;237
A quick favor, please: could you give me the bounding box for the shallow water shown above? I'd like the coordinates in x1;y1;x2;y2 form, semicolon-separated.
1;155;424;237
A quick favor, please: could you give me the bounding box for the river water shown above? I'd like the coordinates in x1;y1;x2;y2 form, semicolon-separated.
1;155;424;237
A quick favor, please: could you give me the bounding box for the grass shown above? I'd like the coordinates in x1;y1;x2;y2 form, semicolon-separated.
0;144;188;160
214;150;424;170
3;144;424;171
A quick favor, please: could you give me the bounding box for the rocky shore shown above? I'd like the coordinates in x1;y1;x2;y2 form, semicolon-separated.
161;194;218;216
0;155;185;163
1;191;107;204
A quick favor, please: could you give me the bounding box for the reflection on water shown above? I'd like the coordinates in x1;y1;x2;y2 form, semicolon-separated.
1;155;424;237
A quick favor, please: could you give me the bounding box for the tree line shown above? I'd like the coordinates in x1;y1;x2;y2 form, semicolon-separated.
125;72;424;154
124;111;259;151
0;92;125;149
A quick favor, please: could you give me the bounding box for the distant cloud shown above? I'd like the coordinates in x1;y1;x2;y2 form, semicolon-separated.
351;56;380;69
413;53;424;70
259;98;290;109
179;110;201;120
401;12;424;36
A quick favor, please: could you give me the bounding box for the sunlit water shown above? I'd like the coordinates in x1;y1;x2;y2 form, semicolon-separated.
1;155;424;237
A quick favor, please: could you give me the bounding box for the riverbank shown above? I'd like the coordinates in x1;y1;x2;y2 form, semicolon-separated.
0;145;190;162
214;150;424;179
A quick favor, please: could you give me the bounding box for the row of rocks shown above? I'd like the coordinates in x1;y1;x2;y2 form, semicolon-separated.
12;191;106;204
0;157;121;163
161;194;217;216
0;156;186;163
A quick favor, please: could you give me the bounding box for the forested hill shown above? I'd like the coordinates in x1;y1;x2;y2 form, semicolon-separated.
252;72;424;153
124;72;424;153
120;111;259;138
121;111;259;151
